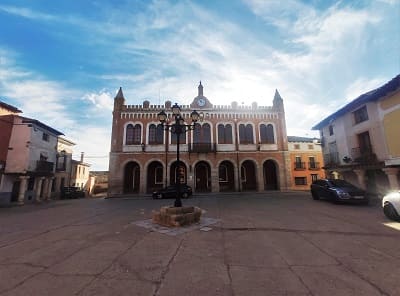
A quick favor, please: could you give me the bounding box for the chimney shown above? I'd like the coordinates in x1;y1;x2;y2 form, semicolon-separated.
80;152;84;162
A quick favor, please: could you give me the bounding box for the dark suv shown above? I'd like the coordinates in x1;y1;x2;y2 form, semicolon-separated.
60;187;86;199
310;179;368;204
152;185;192;199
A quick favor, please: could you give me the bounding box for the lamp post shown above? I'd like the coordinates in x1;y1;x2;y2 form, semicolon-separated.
158;103;199;207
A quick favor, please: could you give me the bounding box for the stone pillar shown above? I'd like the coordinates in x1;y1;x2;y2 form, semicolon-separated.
257;164;264;192
210;166;219;193
35;177;45;202
382;167;400;190
234;163;240;192
353;169;366;189
42;178;49;200
17;176;29;205
139;165;146;194
46;178;54;200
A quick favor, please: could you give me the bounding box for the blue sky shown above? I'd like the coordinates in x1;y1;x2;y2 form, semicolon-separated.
0;0;399;170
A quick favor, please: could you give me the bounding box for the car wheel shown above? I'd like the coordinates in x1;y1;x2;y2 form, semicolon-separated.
182;192;188;199
383;202;400;221
311;190;319;200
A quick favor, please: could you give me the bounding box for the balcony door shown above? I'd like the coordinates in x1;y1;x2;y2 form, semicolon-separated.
358;131;372;154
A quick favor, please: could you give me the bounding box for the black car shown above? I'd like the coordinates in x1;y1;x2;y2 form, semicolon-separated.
310;179;368;204
152;185;193;199
60;187;86;199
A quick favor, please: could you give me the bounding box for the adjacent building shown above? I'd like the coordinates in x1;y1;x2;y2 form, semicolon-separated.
108;83;292;195
312;74;400;195
70;152;92;191
0;113;63;204
288;136;324;190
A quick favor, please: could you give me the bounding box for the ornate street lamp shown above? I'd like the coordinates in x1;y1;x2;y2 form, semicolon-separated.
158;103;199;207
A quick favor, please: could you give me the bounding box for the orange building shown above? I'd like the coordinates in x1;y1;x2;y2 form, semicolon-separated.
288;136;324;190
108;83;292;195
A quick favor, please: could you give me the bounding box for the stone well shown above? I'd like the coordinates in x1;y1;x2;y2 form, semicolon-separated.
152;206;202;227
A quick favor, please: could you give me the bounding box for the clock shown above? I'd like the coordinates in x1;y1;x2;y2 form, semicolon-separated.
197;98;206;107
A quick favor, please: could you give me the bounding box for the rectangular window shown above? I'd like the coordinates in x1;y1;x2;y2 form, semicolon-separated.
219;166;228;182
353;106;368;124
311;174;318;182
308;144;314;150
294;144;300;150
329;125;334;136
309;156;316;169
295;177;307;185
42;133;49;141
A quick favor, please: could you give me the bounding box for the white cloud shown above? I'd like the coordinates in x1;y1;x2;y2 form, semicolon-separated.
344;77;387;102
82;90;113;111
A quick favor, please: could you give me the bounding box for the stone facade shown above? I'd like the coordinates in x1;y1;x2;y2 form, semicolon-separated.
108;83;292;195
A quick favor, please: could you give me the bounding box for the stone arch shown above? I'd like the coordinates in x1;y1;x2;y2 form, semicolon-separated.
194;161;212;192
146;160;164;193
218;160;235;192
123;161;140;193
263;159;279;190
241;159;257;191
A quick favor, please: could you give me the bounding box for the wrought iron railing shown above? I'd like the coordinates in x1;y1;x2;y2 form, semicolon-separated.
308;162;320;170
36;160;54;173
294;162;306;170
351;147;377;164
189;143;217;153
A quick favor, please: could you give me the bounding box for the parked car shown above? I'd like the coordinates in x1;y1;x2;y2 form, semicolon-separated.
60;186;86;199
382;191;400;222
152;185;193;199
310;179;368;204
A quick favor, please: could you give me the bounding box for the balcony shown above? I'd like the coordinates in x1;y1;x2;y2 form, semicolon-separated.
308;162;320;170
351;147;378;164
294;162;306;170
189;143;216;153
36;160;54;173
323;152;340;167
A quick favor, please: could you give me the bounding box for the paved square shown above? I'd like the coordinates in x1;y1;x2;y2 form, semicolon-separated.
0;192;399;296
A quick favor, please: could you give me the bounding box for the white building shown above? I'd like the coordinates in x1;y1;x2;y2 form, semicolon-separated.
312;75;400;196
0;115;63;204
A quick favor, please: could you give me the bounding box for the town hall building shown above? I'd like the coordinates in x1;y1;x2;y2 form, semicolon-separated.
108;83;292;195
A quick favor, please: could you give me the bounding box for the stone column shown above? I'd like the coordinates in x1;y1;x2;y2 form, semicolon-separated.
42;178;49;200
139;165;146;194
353;169;366;189
257;165;264;192
210;166;219;193
17;176;29;205
46;177;54;200
35;177;45;203
382;167;400;190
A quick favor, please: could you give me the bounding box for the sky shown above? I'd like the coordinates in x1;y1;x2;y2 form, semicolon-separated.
0;0;399;170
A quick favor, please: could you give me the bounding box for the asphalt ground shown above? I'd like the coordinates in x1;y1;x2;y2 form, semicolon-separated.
0;191;399;296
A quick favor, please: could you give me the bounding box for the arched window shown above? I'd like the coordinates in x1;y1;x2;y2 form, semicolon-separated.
266;124;274;144
126;124;141;145
218;124;225;144
149;124;163;144
218;124;233;144
239;124;253;144
193;123;211;143
260;124;275;144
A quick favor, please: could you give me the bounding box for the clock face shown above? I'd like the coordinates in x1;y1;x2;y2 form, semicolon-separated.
198;98;205;107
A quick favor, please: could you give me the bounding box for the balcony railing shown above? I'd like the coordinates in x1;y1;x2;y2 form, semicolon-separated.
324;152;340;167
294;162;306;170
351;147;377;164
36;160;54;173
308;162;320;170
189;143;217;153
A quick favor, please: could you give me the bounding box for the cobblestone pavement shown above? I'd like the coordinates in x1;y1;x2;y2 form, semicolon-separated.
0;191;399;296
